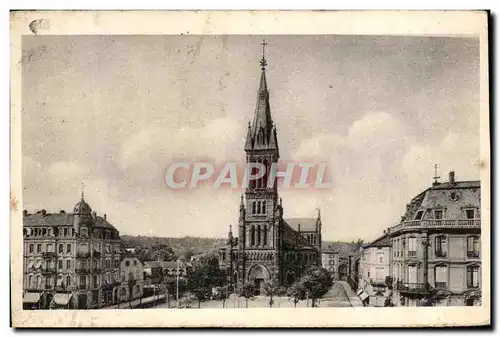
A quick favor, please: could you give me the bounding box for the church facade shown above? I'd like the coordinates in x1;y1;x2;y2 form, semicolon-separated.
219;45;323;293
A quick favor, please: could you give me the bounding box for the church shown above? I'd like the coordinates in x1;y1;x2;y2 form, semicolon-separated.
219;42;323;294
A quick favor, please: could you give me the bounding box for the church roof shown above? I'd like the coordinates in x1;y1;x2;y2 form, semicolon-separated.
284;218;318;232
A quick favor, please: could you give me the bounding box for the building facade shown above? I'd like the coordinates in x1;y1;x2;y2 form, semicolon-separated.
219;46;322;293
356;234;391;307
321;250;339;279
23;194;123;309
118;256;144;303
388;171;481;307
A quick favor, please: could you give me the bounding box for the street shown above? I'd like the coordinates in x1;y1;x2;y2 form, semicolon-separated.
151;281;362;309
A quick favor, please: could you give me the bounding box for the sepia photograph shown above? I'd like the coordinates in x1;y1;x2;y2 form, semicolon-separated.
10;10;490;327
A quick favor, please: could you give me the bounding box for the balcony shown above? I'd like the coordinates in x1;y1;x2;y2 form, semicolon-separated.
42;252;57;258
467;251;480;258
75;268;91;274
391;219;481;232
78;284;87;290
407;251;417;258
41;267;57;274
396;281;430;294
76;252;90;258
435;282;447;289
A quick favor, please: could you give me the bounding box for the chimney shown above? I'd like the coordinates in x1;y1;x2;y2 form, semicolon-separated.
104;213;107;221
23;210;28;217
449;171;455;184
40;209;47;216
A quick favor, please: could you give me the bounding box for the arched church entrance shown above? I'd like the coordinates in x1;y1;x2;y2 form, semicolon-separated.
247;264;270;295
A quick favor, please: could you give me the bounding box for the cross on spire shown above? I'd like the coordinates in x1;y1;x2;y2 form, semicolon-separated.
260;39;268;70
433;164;441;185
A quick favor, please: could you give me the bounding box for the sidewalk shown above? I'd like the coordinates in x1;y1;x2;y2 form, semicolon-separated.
337;281;364;307
101;294;167;309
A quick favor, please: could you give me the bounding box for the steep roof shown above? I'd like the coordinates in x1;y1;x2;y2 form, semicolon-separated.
23;212;118;231
364;234;391;248
284;218;317;232
400;180;480;222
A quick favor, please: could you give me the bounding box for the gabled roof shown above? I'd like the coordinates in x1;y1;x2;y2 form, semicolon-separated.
284;218;317;232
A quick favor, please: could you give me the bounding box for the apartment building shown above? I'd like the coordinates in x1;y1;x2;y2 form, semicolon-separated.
387;171;481;307
23;194;123;309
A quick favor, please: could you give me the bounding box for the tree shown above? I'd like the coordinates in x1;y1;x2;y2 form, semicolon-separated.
262;278;286;308
186;255;225;308
213;285;230;308
237;282;256;308
286;280;307;308
300;266;333;307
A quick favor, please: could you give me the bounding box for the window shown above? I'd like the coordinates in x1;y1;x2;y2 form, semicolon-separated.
37;244;42;253
262;201;266;214
125;260;130;267
466;209;475;219
29;244;34;253
257;225;261;246
467;236;480;258
408;266;417;284
64;228;68;236
252;202;256;214
250;226;255;246
81;228;87;236
66;275;71;286
434;210;443;220
133;260;137;266
28;276;33;288
59;244;64;253
257;201;261;214
415;211;424;220
435;265;447;288
67;244;72;253
435;236;447;258
467;266;479;288
105;245;111;254
79;275;86;288
408;237;417;257
66;260;71;270
58;260;63;270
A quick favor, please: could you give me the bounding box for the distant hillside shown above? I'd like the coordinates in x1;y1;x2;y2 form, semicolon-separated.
121;235;226;258
121;235;359;259
322;241;361;256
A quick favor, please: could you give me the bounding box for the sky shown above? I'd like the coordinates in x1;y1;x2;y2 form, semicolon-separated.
21;35;480;242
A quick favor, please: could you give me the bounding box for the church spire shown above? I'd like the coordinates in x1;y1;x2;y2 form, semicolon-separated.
248;39;275;151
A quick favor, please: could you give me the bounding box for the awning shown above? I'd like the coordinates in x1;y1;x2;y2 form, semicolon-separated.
23;292;41;304
52;293;72;306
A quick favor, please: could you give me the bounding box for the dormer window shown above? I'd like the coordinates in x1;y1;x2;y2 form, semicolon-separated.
414;211;424;220
434;210;443;220
466;209;475;219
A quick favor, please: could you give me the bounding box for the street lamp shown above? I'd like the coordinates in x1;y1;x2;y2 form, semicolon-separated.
176;259;180;308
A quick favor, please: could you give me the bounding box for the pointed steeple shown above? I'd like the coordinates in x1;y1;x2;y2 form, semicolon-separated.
244;121;253;151
249;39;275;151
